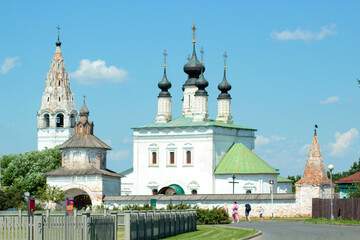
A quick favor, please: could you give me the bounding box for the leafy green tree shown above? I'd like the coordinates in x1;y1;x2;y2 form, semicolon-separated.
347;182;360;199
287;175;302;193
35;184;65;204
0;148;61;194
0;187;26;210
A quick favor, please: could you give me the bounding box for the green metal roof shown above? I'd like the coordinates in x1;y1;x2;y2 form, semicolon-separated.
168;184;185;194
133;117;256;131
214;143;278;175
277;176;293;183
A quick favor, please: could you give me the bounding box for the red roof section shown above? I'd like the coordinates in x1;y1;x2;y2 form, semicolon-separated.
334;172;360;184
296;134;330;185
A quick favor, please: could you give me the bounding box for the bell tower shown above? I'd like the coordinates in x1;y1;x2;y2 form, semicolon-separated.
37;27;78;150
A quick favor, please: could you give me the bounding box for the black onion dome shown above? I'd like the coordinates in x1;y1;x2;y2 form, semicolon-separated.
56;35;61;47
195;71;209;96
183;45;205;86
158;68;172;97
80;101;90;116
218;69;231;99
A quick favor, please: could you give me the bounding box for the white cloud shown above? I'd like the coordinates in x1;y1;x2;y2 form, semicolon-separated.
329;128;358;157
271;24;337;42
122;137;131;144
0;57;20;74
320;96;339;104
255;135;286;146
108;150;130;161
299;144;310;155
71;59;130;85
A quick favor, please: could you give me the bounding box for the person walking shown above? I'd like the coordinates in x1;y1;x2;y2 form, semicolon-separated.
232;201;239;223
259;206;264;222
245;202;251;222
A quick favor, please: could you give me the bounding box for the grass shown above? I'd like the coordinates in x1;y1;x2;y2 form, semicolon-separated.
117;227;125;239
161;225;257;240
305;218;360;225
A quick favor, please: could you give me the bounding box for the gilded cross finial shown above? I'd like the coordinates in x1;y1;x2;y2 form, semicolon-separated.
163;49;167;68
192;22;196;44
200;47;204;65
223;51;228;69
57;25;61;37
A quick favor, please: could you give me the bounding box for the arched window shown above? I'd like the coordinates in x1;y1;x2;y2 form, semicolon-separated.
170;151;175;164
152;189;158;195
44;114;50;128
246;190;252;194
191;189;197;195
58;80;60;86
59;97;61;102
56;113;64;127
47;97;50;102
70;114;76;128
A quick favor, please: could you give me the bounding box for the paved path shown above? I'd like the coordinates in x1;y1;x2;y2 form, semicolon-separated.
228;221;360;240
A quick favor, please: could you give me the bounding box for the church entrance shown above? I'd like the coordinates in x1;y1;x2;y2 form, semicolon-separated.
158;184;185;195
64;188;92;210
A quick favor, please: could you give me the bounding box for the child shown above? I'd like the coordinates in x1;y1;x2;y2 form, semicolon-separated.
259;206;264;222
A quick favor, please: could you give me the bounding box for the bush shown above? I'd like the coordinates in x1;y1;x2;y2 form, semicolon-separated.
122;204;155;211
195;206;231;224
0;187;26;210
167;200;191;210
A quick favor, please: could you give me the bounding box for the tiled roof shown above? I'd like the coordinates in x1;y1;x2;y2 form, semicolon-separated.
296;135;330;185
59;135;111;150
214;143;278;175
44;166;122;178
277;176;293;183
334;172;360;184
133;117;256;131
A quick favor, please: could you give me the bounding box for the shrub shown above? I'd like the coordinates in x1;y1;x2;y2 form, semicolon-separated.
195;206;231;224
167;200;191;210
122;204;155;211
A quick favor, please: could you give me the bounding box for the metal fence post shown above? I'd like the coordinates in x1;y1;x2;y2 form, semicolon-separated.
34;212;43;240
82;212;91;240
111;212;118;240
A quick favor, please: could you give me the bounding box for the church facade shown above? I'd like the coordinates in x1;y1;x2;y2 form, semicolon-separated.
123;25;288;195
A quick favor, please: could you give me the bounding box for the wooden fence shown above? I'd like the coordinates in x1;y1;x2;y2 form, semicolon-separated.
0;211;118;240
312;198;360;220
124;210;197;240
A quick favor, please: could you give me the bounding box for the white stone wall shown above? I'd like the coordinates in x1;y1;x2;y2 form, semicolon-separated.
182;86;198;117
38;127;74;150
193;95;209;122
103;176;121;196
156;97;172;123
216;99;233;123
105;199;298;218
214;174;278;194
121;171;134;195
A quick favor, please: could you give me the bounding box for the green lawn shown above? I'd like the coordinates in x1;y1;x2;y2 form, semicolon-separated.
117;227;125;239
162;225;257;240
305;218;360;225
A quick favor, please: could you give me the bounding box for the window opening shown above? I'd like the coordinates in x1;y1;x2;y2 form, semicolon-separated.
152;189;158;195
152;152;157;164
170;152;175;164
70;114;76;128
59;97;61;102
246;190;252;194
56;113;64;127
191;189;197;195
186;151;191;164
44;114;50;128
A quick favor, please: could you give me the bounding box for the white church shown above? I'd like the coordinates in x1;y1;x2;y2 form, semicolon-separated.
40;25;292;207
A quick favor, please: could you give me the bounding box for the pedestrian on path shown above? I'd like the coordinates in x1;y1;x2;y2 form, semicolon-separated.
245;202;251;222
232;201;239;223
259;206;264;222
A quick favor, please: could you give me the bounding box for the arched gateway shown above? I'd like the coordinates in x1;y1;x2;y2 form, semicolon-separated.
45;100;123;208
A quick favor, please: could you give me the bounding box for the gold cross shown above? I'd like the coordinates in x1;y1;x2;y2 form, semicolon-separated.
163;49;167;68
192;22;196;44
57;25;61;36
223;51;228;69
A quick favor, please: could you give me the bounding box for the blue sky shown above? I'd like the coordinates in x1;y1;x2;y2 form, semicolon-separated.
1;0;359;177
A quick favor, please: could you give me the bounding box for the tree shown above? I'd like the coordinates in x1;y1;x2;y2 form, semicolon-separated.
0;187;25;210
0;148;61;194
287;175;302;193
35;184;65;204
347;182;360;199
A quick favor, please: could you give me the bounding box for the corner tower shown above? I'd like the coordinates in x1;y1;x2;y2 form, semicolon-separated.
37;29;78;150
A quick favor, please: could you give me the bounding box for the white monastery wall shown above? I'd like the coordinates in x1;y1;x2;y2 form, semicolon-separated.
214;174;278;194
103;176;121;196
38;128;74;150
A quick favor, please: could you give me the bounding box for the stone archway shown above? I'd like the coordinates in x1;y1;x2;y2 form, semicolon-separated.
158;184;185;195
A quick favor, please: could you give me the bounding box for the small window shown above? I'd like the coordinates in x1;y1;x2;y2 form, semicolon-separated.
59;97;61;102
191;189;197;195
170;152;175;164
56;114;64;128
70;114;76;128
58;80;60;86
47;97;49;102
152;152;157;164
186;151;191;164
246;190;252;194
152;189;158;195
